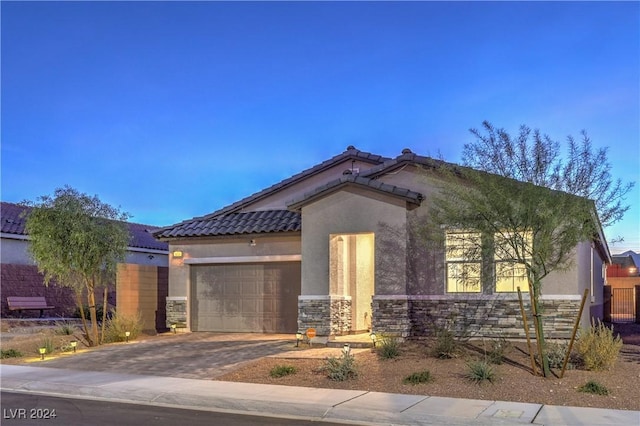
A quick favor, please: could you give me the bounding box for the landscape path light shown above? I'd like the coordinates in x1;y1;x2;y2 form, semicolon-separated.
370;331;377;347
38;347;46;360
70;340;77;353
125;331;131;343
295;332;303;347
171;324;177;334
342;343;351;356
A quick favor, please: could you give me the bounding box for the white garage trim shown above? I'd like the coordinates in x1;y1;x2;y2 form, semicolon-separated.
185;254;301;265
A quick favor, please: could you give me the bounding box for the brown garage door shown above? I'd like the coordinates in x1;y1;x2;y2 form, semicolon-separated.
190;262;300;333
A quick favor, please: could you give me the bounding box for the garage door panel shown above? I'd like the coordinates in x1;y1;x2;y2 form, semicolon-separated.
240;298;258;313
240;282;257;295
191;262;300;333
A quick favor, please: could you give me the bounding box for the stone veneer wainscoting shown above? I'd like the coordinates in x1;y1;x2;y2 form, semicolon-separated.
372;295;582;340
298;295;352;336
371;296;411;337
166;296;187;328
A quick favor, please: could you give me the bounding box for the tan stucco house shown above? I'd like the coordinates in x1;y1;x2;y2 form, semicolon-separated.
154;146;611;339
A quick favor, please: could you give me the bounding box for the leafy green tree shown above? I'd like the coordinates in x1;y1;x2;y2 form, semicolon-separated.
24;186;130;346
429;122;633;377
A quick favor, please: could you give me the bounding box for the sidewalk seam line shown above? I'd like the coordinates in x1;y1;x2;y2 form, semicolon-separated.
530;403;545;424
400;395;430;413
333;390;371;407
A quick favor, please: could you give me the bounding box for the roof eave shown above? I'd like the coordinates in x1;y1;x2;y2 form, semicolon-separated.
287;179;423;211
155;229;302;242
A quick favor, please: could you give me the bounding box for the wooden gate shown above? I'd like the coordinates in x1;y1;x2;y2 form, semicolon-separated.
611;287;636;322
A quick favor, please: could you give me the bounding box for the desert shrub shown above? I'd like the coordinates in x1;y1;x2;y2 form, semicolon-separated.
431;328;460;359
38;337;54;355
269;365;297;378
325;352;358;381
486;336;510;365
545;340;570;369
55;321;77;336
574;320;622;371
377;334;401;359
1;349;23;359
466;360;496;384
578;380;609;396
103;310;143;343
403;370;433;385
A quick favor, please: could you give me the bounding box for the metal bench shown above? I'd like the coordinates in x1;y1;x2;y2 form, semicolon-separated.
7;296;55;318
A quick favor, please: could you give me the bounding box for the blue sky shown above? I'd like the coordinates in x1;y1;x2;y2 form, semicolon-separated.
2;1;639;253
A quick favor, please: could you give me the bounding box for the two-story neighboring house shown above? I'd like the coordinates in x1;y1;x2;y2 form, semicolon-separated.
1;201;169;320
154;146;611;339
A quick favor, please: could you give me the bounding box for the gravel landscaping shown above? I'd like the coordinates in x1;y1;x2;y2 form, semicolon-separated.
2;319;638;411
218;323;640;411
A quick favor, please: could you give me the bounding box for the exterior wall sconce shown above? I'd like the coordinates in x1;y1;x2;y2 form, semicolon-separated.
342;343;351;356
39;347;46;360
295;332;303;347
249;239;257;247
172;250;183;258
370;331;377;347
125;331;131;343
70;340;77;353
171;324;177;334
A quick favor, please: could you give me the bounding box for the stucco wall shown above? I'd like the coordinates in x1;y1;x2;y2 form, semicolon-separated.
124;251;169;267
299;187;408;296
380;167;596;299
116;263;163;332
1;236;167;267
0;238;33;265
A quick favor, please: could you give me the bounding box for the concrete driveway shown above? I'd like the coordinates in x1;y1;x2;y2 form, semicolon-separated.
36;333;294;379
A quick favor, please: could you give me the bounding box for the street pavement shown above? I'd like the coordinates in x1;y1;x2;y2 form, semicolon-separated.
0;332;638;425
1;391;347;426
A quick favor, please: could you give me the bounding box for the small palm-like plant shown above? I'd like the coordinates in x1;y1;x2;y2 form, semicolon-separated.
269;365;297;378
432;328;460;359
403;370;433;385
578;380;609;396
466;360;496;384
377;334;401;359
55;321;77;336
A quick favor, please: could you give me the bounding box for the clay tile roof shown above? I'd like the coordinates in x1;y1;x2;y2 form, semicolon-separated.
359;151;447;178
153;209;301;239
125;222;169;251
1;201;29;236
287;175;424;210
203;146;390;219
1;201;167;252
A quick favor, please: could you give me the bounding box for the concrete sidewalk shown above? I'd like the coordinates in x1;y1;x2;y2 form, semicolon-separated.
1;365;638;425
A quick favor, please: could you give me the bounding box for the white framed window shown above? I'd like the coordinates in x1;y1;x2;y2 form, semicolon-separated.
445;232;482;293
494;231;532;292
